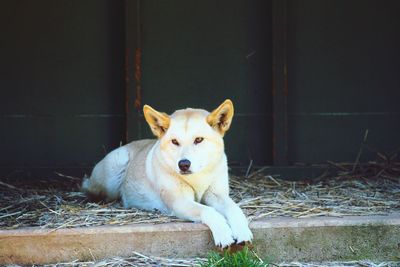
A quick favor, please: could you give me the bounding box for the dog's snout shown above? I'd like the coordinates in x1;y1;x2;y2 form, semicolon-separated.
178;159;191;172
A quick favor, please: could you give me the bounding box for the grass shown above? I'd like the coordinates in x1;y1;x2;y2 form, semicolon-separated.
199;246;270;267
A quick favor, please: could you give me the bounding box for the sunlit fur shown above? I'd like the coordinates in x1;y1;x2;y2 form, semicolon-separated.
159;108;224;175
82;99;253;247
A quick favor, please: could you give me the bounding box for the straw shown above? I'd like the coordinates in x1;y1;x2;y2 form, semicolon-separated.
1;155;399;229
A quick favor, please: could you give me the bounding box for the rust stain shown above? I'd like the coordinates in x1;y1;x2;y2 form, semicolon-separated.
124;47;130;142
134;47;142;111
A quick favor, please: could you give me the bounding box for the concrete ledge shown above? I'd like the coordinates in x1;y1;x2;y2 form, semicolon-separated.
1;214;399;264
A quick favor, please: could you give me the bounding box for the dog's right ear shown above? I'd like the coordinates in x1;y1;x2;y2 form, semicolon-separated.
143;105;170;138
207;99;234;136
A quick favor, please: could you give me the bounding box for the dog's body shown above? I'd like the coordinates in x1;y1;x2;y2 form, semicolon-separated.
82;100;253;247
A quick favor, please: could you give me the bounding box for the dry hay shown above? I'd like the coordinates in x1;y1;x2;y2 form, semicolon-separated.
7;254;399;267
40;251;207;267
1;154;400;230
0;173;186;230
1;159;400;266
232;162;400;221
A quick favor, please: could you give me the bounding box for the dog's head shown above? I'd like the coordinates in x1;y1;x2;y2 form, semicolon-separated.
143;99;234;176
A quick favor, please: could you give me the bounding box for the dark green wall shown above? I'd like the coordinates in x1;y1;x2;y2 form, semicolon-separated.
127;0;273;165
0;0;125;168
287;0;400;163
1;0;399;173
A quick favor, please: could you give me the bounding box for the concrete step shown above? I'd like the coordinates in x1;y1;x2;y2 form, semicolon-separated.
1;214;399;264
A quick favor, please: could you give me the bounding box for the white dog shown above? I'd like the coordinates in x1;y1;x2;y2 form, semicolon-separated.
82;99;253;247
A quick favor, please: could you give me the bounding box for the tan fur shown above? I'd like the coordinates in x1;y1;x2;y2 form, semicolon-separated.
82;99;252;247
143;105;170;138
206;99;234;135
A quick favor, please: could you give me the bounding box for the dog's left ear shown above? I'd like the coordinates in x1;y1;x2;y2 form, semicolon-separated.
143;105;170;138
207;99;234;136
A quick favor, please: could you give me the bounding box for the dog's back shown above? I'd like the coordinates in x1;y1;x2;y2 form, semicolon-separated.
82;139;156;204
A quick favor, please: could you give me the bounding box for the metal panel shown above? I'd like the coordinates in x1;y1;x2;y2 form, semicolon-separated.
0;0;125;169
272;0;289;165
126;0;273;165
286;0;400;163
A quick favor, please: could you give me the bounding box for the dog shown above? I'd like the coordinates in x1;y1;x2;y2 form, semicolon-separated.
82;99;253;247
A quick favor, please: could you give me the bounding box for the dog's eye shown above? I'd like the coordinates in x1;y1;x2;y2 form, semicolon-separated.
194;137;204;145
171;139;180;146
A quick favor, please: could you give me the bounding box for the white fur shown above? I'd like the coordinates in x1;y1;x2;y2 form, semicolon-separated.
200;206;235;247
82;146;129;201
82;100;253;247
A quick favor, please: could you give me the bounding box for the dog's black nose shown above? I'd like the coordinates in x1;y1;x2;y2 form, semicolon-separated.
178;159;191;172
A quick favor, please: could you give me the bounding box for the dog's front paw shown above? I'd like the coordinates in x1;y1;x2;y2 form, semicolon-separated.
232;224;253;244
208;213;235;247
212;226;235;248
225;207;253;243
201;208;235;247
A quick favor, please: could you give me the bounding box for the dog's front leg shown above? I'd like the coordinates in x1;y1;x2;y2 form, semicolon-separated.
161;190;235;247
203;191;253;244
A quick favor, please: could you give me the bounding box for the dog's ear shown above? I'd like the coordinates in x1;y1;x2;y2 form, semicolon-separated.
143;105;170;138
207;99;234;136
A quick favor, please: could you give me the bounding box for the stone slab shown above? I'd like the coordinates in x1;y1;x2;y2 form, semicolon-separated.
1;214;399;264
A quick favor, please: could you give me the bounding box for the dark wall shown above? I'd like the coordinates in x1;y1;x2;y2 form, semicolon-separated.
1;0;399;172
287;0;400;163
127;0;273;165
0;0;125;169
